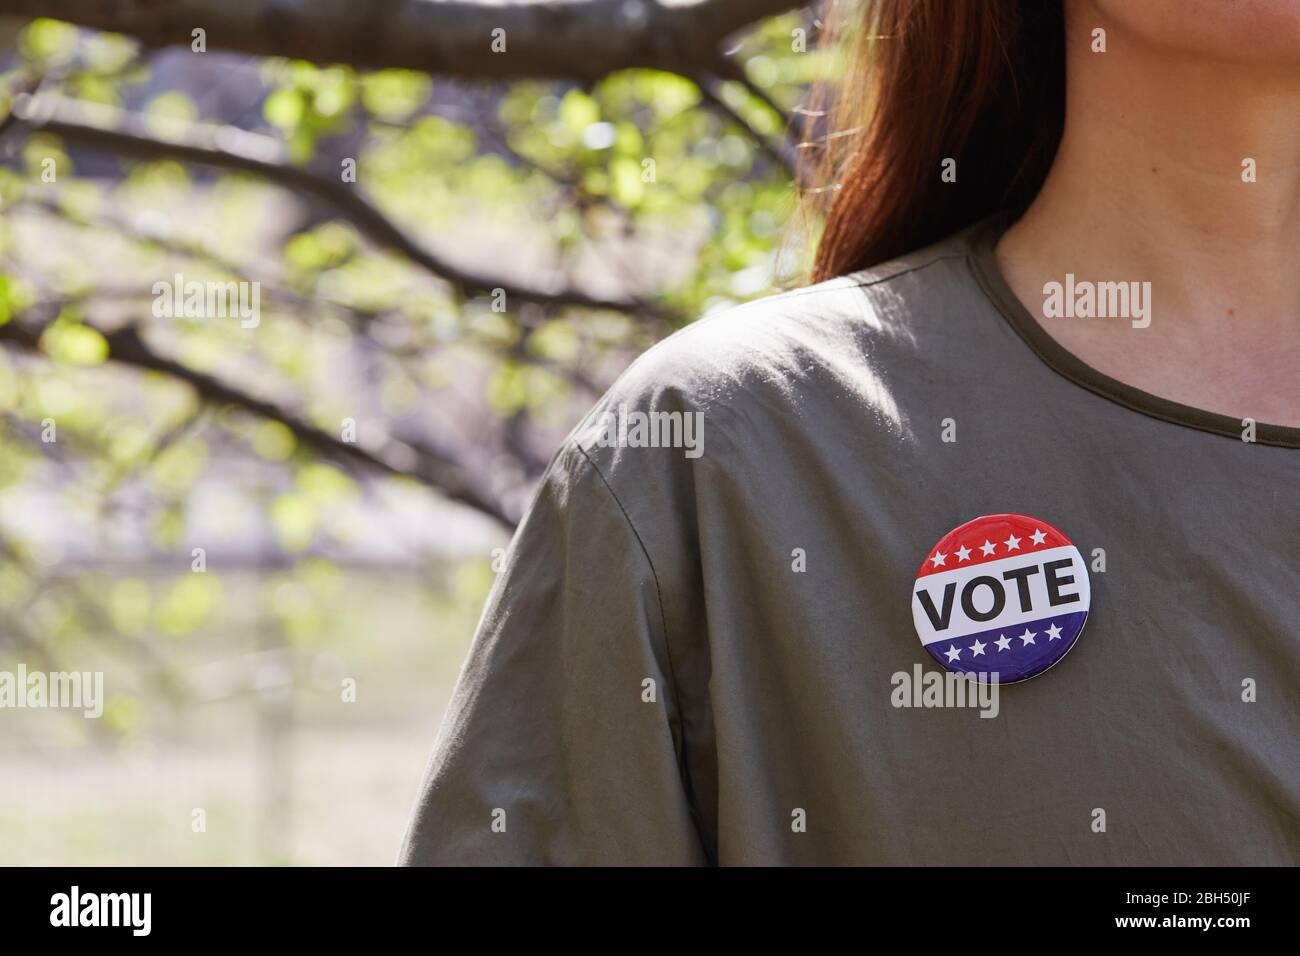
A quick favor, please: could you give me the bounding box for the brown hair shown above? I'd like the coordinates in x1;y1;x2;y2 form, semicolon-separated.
809;0;1066;281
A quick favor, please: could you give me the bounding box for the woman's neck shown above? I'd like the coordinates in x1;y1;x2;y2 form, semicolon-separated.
997;3;1300;425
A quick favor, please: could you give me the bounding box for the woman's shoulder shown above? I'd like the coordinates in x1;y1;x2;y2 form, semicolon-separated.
569;233;983;450
534;231;991;552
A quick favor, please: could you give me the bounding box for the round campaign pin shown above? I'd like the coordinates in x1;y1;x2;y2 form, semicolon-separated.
911;514;1090;683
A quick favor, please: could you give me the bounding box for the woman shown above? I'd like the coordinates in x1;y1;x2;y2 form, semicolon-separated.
401;0;1300;864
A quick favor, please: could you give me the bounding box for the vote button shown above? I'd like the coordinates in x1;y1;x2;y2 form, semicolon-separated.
911;513;1090;683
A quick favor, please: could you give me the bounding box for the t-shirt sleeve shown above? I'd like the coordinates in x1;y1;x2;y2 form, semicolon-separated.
398;442;707;865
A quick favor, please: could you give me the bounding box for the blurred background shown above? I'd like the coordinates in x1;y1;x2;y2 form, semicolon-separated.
0;0;828;864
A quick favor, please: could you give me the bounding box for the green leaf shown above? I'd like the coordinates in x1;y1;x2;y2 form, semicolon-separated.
19;19;79;67
362;70;432;121
252;420;297;461
156;573;222;636
40;319;109;366
263;87;305;129
271;493;318;551
558;89;600;132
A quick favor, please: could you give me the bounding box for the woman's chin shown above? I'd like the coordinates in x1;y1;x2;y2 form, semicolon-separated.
1082;0;1300;64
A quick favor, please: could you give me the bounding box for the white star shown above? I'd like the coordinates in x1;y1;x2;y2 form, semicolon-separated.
955;545;972;562
929;551;947;568
995;634;1012;651
1046;622;1063;641
969;639;987;657
944;644;961;663
980;539;997;556
1018;628;1036;646
1004;534;1021;551
1030;528;1047;546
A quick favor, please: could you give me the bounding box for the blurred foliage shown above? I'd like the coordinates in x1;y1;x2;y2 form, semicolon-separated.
0;6;827;776
0;569;488;864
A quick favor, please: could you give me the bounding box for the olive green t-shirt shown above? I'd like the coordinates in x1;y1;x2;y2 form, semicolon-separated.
400;217;1300;865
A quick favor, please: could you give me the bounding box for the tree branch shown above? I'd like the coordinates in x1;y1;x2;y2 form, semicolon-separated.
11;194;611;394
695;73;796;177
9;94;666;318
0;311;518;528
1;0;803;80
